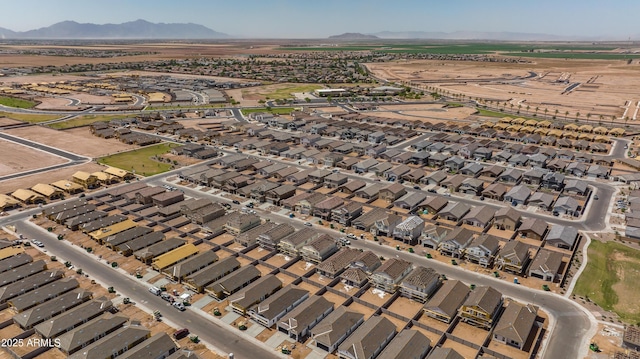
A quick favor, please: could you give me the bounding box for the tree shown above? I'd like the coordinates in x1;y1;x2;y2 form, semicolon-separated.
586;113;592;123
526;105;531;114
565;110;570;120
554;109;559;119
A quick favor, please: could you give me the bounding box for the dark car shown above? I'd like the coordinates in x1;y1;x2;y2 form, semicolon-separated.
173;328;190;340
232;200;241;205
413;186;421;190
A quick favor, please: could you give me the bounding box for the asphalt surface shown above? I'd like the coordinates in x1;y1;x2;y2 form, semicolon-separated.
12;218;282;359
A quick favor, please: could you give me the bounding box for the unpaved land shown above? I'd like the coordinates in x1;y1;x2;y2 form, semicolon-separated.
6;126;137;158
0;162;105;194
0;139;67;176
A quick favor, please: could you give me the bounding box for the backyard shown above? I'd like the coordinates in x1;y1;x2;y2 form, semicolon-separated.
97;143;179;176
573;240;640;324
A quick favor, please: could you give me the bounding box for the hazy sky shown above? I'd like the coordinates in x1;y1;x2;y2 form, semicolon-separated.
0;0;635;38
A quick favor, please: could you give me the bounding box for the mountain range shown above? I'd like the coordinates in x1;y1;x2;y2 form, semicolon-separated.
0;20;228;39
328;33;379;40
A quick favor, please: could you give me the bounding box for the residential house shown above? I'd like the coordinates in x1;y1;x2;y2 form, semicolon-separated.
352;208;389;232
423;280;470;323
399;266;441;303
493;207;521;231
229;275;283;315
553;196;580;216
542;172;565;191
517;218;548;240
296;193;328;215
545;225;579;250
418;196;448;215
257;223;296;251
248;285;309;328
316;248;361;278
459;286;503;329
336;316;396;359
265;185;297;206
497;240;530;274
311;306;365;353
427;348;465;359
331;201;364;226
527;192;555;211
504;185;531;205
464;234;500;267
369;258;413;293
379;183;407;203
377;330;431;359
353;158;379;173
481;183;507;201
421;224;451;249
499;168;523;184
565;162;588;177
313;197;345;220
300;235;339;264
462;205;496;229
493;301;537;350
225;213;261;235
460;163;484;177
278;295;334;342
459;178;485;195
339;180;367;195
440;174;465;193
278;228;322;257
370;213;402;237
206;266;262;299
394;192;427;211
528;248;563;282
437;202;471;223
422;170;447;186
324;173;349;188
185;257;241;293
392;216;425;245
522;168;546;185
439;227;475;258
563;179;588;195
586;165;610;179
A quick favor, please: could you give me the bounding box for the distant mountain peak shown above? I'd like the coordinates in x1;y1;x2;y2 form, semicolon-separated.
329;32;379;40
1;20;229;39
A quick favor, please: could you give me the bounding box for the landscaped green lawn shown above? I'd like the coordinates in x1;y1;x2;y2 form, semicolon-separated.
48;114;132;129
241;107;296;116
97;143;178;176
0;96;37;109
573;240;640;324
0;111;61;123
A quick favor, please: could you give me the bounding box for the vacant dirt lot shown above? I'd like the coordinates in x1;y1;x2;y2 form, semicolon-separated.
6;126;137;157
0;138;66;176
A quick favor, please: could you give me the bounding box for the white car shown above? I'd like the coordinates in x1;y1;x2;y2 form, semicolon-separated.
173;302;186;311
304;222;312;227
347;234;356;239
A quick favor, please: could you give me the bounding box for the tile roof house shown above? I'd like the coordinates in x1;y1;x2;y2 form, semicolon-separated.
437;202;471;223
553;196;580;216
57;313;128;355
313;197;345;220
459;285;503;329
336;315;397;359
493;207;521;231
379;183;407;203
421;224;452;249
545;225;579;250
462;205;496;229
528;248;564;282
438;227;476;258
331;201;364;227
235;222;278;247
229;274;283;315
248;285;309;328
393;192;427;211
257;223;296;251
185;256;241;293
564;179;588;195
423;280;470;323
465;234;501;268
316;248;362;278
482;183;508;201
498;168;523;184
497;240;531;274
377;329;431;359
300;234;338;264
370;258;413;293
392;216;425;245
427;347;465;359
278;295;334;342
278;228;322;257
206;265;261;299
352;208;389;232
517;218;548;240
311;306;364;353
399;266;441;303
527;192;555;210
493;301;538;350
504;185;532;205
418;196;448;215
371;213;402;237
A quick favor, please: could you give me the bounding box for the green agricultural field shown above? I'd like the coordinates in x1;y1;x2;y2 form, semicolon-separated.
503;52;640;60
0;111;61;123
97;143;178;177
0;96;37;109
241;107;296;116
48;114;132;130
263;84;324;100
573;240;640;324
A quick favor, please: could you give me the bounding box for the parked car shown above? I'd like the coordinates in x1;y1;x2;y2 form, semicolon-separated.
173;302;186;311
149;287;161;295
413;186;421;190
232;200;241;205
161;292;174;302
173;328;190;340
304;222;312;227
